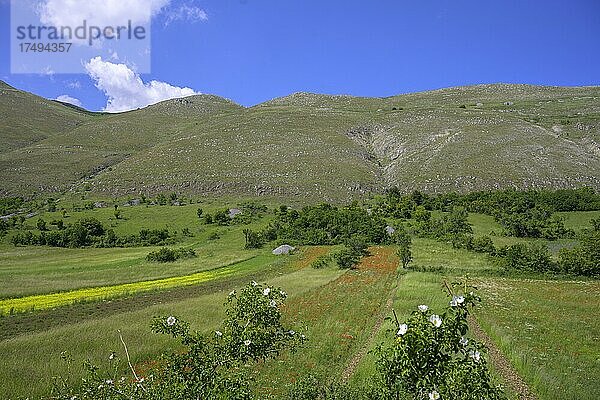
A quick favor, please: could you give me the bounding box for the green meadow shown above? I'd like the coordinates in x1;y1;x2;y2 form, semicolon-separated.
0;203;598;399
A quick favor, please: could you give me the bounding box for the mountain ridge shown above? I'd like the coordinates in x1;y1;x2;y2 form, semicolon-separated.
1;82;599;201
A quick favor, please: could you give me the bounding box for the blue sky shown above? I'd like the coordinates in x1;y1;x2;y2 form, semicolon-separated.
1;0;599;111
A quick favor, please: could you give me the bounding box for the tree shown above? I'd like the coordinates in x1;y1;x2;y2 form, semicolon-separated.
36;218;48;231
46;198;57;212
344;234;370;257
559;227;600;277
332;246;362;269
444;206;472;236
395;228;412;268
214;209;231;226
0;219;8;236
243;229;264;249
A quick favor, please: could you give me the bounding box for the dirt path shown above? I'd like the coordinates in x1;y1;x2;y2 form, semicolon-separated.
468;315;538;400
340;284;396;383
339;247;401;383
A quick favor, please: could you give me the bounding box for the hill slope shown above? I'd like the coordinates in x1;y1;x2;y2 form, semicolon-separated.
1;83;599;201
0;81;91;154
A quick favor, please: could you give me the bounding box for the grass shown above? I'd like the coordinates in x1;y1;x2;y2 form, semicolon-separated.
411;237;494;273
474;277;600;400
252;246;399;397
349;272;455;389
558;210;600;232
0;209;598;399
0;204;274;298
2;83;599;199
0;255;269;315
0;247;343;399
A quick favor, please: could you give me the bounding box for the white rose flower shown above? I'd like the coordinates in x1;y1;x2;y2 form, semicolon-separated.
396;323;408;336
263;287;271;296
166;316;177;326
429;314;442;327
469;350;481;362
418;305;429;312
429;390;440;400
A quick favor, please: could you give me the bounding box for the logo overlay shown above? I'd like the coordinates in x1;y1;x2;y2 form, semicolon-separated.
10;0;152;74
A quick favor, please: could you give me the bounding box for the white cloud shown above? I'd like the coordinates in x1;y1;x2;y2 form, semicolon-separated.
40;65;55;76
56;94;83;107
164;4;208;26
38;0;171;28
84;57;198;113
66;80;81;89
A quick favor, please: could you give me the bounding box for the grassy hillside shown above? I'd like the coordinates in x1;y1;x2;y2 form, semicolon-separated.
0;81;92;154
1;83;599;200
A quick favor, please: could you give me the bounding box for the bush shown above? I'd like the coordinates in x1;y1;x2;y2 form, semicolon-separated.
343;234;370;257
51;282;305;399
558;228;600;277
214;209;231;226
494;205;573;239
287;374;385;399
331;246;362;269
310;255;331;269
272;203;387;246
470;236;496;254
375;286;506;400
243;228;264;249
495;243;556;273
207;231;221;240
13;219;173;248
394;228;412;269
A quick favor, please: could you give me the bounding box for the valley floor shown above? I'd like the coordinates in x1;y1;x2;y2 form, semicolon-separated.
0;205;598;399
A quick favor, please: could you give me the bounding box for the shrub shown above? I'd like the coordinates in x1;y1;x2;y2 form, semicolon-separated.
207;231;221;240
243;228;264;249
310;255;331;269
286;374;385;399
214;209;231;226
272;203;387;246
495;243;556;273
558;229;600;277
375;286;506;400
51;282;305;399
394;228;412;269
146;247;197;263
343;234;370;257
471;236;496;254
331;246;362;269
36;218;48;231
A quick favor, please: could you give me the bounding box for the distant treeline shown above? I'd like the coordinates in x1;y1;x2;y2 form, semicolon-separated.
0;197;24;216
376;187;599;240
495;222;599;277
242;203;389;249
376;187;600;219
10;217;173;248
379;187;600;214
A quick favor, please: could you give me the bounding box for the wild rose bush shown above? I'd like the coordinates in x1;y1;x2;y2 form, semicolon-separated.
375;287;506;400
50;281;305;400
